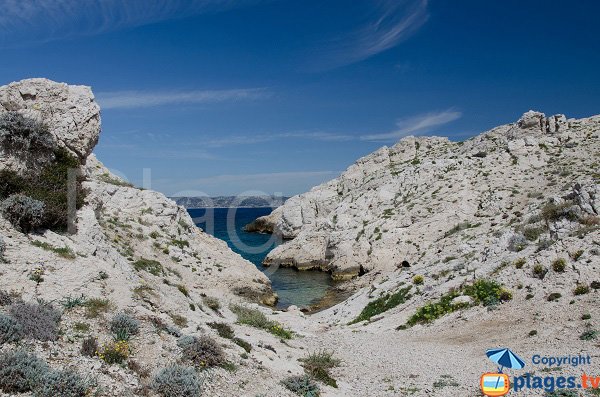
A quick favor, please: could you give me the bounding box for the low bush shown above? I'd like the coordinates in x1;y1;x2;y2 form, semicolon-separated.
513;258;526;269
133;258;164;276
463;279;512;306
97;340;129;364
551;258;566;272
80;337;98;357
61;295;87;310
110;313;140;341
0;194;45;233
532;264;548;280
573;284;590;295
0;350;49;393
32;240;76;259
9;301;61;341
179;335;226;368
523;226;545;241
0;314;23;344
547;293;562;302
0;112;55;169
508;234;528;252
281;375;320;397
233;338;252;353
202;296;220;311
207;322;234;339
34;370;91;397
412;275;424;285
230;304;293;339
541;202;579;223
349;286;412;324
580;329;598;341
300;350;341;388
152;364;203;397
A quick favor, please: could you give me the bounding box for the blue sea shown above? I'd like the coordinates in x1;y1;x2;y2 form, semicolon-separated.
187;207;333;308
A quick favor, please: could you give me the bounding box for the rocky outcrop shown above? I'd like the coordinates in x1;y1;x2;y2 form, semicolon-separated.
0;78;100;162
254;111;600;280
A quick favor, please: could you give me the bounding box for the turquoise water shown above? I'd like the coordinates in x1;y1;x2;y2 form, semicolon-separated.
188;207;333;308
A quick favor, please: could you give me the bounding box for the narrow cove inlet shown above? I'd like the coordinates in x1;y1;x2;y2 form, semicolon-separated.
187;207;334;309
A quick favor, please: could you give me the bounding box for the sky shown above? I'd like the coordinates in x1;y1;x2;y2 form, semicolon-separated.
1;0;599;196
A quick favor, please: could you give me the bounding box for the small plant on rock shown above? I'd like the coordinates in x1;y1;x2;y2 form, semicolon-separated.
551;258;566;272
0;194;45;233
110;313;140;341
35;369;92;397
9;301;61;341
0;350;49;393
152;364;203;397
281;375;320;397
300;350;341;388
178;335;226;369
573;284;590;295
532;264;548;280
97;340;129;364
412;275;424;285
0;314;23;344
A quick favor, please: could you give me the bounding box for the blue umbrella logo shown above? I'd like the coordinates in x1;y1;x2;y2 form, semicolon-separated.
486;348;526;390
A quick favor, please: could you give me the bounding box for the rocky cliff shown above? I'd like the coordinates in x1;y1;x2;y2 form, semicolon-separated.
255;111;600;281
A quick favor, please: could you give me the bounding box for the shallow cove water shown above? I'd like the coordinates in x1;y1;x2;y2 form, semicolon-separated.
188;207;333;309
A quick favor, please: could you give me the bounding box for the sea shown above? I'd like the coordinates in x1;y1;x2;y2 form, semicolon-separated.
187;207;333;309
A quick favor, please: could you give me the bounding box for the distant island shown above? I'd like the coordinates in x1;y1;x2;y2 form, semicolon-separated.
171;195;290;208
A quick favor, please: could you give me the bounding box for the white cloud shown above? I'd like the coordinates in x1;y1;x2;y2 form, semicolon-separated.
312;0;429;70
361;109;462;141
0;0;265;46
96;88;269;109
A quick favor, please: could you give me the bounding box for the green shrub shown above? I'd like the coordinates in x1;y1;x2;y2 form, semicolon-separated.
176;284;189;297
523;226;545;241
513;258;526;269
281;375;320;397
533;264;548;279
132;258;163;276
413;275;424;284
0;314;23;344
0;350;49;393
300;350;341;388
404;290;462;326
202;296;220;311
152;365;203;397
230;304;293;339
573;284;590;295
84;298;111;318
541;202;578;223
547;293;562;302
349;286;412;324
61;295;87;309
34;370;91;397
233;338;252;353
580;329;598;341
110;313;140;341
582;313;592;320
551;258;566;272
1;194;45;233
178;335;226;368
9;301;61;341
171;239;189;249
207;322;234;339
463;279;512;306
97;340;129;364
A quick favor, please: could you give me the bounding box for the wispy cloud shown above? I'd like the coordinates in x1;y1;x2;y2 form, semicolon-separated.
0;0;265;47
311;0;429;70
361;109;462;141
204;131;353;147
96;88;270;109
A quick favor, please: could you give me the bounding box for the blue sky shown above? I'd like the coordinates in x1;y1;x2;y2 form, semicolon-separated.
1;0;599;196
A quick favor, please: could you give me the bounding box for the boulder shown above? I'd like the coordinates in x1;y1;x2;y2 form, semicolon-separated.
0;78;100;162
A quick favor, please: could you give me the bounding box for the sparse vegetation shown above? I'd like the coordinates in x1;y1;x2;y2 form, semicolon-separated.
80;337;98;357
207;322;234;339
573;284;590;295
349;286;412;324
203;296;220;311
31;240;76;259
300;350;341;388
230;304;293;339
508;234;528;252
533;264;548;280
132;258;164;276
514;258;526;269
84;298;111;318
